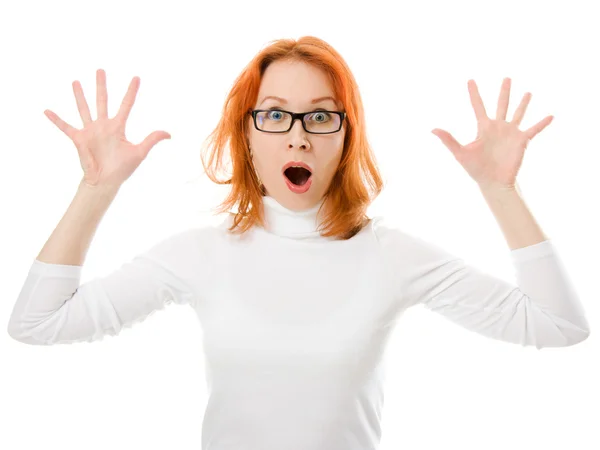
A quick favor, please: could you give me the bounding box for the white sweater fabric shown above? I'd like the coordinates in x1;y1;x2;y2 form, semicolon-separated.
7;194;590;449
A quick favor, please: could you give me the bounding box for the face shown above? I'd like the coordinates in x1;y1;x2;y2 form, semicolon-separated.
246;60;346;212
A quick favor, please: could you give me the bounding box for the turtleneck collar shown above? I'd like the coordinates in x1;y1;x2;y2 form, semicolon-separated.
260;195;326;239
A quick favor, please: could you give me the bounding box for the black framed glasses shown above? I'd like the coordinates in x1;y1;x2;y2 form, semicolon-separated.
248;109;346;134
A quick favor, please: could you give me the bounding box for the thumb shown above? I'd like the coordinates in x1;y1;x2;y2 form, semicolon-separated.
138;131;171;158
431;128;461;155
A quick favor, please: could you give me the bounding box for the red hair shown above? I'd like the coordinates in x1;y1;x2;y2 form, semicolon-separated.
200;36;384;240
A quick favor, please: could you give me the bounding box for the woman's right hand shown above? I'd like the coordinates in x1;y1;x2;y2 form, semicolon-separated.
44;69;171;189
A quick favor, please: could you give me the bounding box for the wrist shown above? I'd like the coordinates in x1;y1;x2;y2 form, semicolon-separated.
478;182;520;197
78;178;121;197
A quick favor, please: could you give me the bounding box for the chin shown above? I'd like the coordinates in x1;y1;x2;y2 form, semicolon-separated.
262;175;324;209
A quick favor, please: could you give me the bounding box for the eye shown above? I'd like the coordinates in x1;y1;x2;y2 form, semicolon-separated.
306;111;331;123
266;110;285;121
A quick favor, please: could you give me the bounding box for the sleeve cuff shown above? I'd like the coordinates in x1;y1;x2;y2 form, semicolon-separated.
30;258;84;278
509;239;555;264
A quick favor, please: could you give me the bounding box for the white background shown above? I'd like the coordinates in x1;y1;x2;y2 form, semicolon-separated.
1;0;597;449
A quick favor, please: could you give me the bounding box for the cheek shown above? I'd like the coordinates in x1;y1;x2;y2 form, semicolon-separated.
320;147;344;175
252;151;279;177
330;133;345;157
330;138;345;163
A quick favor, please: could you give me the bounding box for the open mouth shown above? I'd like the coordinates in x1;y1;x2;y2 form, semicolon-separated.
283;166;312;186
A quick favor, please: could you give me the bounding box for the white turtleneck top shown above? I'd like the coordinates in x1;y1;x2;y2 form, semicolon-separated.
7;195;590;449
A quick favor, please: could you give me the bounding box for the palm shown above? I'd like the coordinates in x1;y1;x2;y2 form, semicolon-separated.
66;116;143;187
454;119;528;189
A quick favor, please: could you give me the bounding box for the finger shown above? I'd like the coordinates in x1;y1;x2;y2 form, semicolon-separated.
496;77;511;121
468;79;488;122
44;109;78;139
525;115;553;139
72;80;93;125
115;76;140;125
137;131;172;158
511;92;532;126
432;128;462;155
96;68;108;119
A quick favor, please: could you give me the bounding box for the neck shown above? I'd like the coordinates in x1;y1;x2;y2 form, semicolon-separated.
260;195;327;239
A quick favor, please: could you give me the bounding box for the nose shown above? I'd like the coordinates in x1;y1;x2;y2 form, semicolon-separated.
288;116;310;150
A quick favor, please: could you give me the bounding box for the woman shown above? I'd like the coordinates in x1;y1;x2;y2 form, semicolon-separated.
7;36;590;450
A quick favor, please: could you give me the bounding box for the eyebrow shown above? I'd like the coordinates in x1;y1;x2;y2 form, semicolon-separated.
258;95;338;107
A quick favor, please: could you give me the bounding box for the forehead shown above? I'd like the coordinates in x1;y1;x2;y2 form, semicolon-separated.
257;60;338;108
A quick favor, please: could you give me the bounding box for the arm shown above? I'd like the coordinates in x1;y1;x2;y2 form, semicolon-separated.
7;229;202;345
479;182;547;251
7;180;203;345
373;217;590;350
37;178;120;266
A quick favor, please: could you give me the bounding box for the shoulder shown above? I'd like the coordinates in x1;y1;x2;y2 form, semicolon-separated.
146;215;231;257
370;215;456;262
370;215;409;245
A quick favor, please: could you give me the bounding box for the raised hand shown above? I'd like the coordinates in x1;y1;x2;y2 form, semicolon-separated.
431;77;554;191
44;69;171;189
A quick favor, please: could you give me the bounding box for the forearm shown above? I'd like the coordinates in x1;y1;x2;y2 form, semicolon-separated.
36;179;120;266
479;182;549;251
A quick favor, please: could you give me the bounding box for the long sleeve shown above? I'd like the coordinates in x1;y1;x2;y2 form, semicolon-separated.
7;228;203;346
372;217;590;349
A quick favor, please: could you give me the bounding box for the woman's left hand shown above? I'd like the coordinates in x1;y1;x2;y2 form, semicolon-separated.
431;77;554;191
